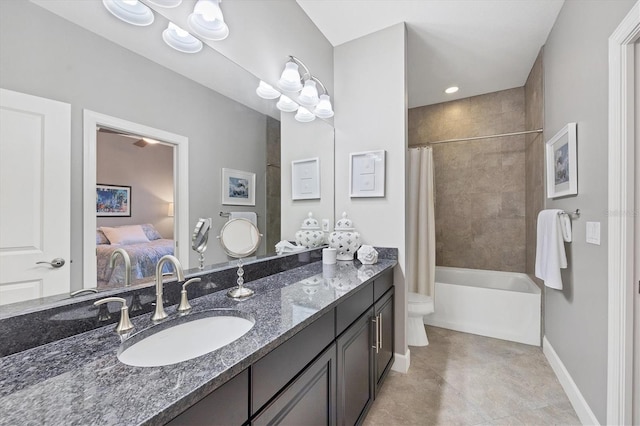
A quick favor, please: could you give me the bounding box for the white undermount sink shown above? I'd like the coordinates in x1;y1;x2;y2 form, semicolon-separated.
118;310;254;367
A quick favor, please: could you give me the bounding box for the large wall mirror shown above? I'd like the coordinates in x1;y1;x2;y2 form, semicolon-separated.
0;0;334;310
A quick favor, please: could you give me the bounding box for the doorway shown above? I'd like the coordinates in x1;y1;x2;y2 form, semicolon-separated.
83;110;189;289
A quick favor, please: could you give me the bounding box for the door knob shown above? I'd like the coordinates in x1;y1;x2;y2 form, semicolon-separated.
36;258;65;268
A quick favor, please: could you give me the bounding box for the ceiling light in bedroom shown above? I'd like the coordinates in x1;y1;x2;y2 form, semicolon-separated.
102;0;155;26
162;22;203;54
445;86;459;94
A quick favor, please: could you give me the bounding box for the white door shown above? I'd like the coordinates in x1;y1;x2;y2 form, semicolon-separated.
0;89;71;305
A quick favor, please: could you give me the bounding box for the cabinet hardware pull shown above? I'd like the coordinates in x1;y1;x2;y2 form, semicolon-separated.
372;316;379;352
378;313;383;350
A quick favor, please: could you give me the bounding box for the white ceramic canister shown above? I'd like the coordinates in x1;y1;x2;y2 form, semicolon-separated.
295;212;325;248
328;212;361;261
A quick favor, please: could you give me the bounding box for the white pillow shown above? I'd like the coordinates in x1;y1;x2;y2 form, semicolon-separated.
100;225;150;246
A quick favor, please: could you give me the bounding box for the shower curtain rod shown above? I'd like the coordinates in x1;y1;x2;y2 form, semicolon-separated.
416;129;543;146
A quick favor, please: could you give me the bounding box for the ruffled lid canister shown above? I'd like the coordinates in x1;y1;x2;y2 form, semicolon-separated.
329;212;361;261
295;212;325;248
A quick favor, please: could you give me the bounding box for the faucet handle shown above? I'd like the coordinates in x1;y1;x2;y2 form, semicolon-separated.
94;297;134;334
178;278;202;313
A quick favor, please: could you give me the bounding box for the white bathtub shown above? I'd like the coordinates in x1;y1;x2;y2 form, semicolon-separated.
423;266;541;346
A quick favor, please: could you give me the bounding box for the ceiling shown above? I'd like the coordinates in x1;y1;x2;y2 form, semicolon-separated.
297;0;564;108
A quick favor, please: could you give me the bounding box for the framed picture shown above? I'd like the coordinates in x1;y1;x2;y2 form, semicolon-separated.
222;168;256;206
96;184;131;217
292;157;320;200
349;150;386;197
545;123;577;199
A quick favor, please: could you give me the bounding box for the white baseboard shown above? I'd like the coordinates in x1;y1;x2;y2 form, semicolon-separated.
391;348;410;373
542;336;600;425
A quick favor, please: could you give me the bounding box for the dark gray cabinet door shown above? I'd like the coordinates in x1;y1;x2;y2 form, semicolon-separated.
374;289;394;392
166;369;249;426
252;343;337;426
336;309;374;426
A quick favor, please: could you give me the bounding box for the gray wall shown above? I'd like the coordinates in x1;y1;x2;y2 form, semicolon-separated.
334;23;408;358
97;133;174;239
0;0;268;287
543;0;636;422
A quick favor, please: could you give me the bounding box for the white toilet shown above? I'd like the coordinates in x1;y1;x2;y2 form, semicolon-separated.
407;292;435;346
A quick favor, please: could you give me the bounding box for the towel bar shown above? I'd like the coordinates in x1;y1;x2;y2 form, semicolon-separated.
219;211;259;218
558;209;580;218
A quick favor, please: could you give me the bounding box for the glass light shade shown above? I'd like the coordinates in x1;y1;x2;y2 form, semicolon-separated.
102;0;154;26
314;94;334;118
147;0;182;7
277;62;303;92
167;202;174;217
295;107;316;123
298;80;320;107
256;81;281;100
276;95;299;113
188;0;229;40
162;22;203;53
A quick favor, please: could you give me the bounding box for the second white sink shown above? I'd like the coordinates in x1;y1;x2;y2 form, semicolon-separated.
118;310;254;367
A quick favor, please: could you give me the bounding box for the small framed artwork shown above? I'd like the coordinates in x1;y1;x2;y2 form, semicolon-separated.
222;168;256;206
350;150;386;198
292;157;320;200
545;123;577;199
96;184;131;217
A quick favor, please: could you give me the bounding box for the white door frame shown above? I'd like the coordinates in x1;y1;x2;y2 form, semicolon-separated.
83;110;189;288
607;2;639;425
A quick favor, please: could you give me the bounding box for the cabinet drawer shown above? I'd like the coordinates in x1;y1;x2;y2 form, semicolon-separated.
336;282;373;336
251;309;335;414
252;343;336;426
373;269;393;301
166;369;249;426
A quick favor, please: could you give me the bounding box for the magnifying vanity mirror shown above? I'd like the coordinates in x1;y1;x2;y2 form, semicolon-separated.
218;219;262;299
191;218;212;270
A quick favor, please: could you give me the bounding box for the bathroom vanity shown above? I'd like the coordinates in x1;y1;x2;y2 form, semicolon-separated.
0;250;396;425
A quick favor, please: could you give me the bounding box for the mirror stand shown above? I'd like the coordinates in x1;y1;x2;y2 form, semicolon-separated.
227;259;254;299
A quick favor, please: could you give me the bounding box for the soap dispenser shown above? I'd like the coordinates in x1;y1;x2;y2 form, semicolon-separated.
329;212;361;261
295;212;325;248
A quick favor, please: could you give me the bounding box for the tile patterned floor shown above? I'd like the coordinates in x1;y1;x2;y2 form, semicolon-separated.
364;326;581;426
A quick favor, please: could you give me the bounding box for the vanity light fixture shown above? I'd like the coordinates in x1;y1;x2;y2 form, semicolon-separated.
276;95;299;113
187;0;229;41
162;22;203;53
313;94;334;119
102;0;155;26
262;55;334;121
295;107;316;123
146;0;182;7
256;81;281;100
445;86;459;94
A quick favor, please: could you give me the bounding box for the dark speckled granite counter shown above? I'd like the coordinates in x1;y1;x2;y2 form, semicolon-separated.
0;258;396;425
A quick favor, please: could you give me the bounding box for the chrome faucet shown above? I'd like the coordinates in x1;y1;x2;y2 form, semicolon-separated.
151;255;185;321
109;248;132;287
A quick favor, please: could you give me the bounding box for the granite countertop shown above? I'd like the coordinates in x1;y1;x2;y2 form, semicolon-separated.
0;259;396;426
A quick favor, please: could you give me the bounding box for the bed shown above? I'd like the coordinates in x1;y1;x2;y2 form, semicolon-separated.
96;224;174;288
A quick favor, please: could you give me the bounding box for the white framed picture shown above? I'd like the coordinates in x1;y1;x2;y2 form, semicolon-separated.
545;123;577;199
221;168;256;206
349;150;386;198
292;157;320;200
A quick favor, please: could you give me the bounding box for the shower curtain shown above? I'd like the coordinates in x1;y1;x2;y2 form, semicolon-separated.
408;147;436;298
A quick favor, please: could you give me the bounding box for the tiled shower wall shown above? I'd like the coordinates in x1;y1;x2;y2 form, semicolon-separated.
524;49;545;284
408;88;526;272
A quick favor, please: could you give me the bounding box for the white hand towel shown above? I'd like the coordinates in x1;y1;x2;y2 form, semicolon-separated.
229;211;257;226
559;213;572;242
535;209;568;290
